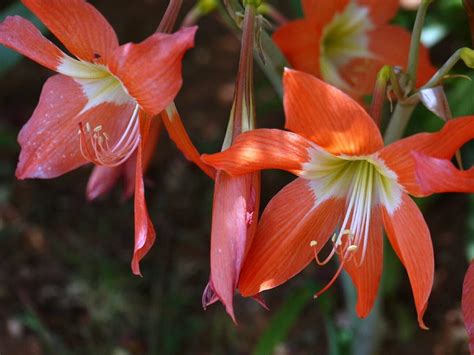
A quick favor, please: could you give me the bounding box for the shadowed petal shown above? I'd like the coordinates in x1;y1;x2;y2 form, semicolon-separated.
0;16;63;71
283;69;383;155
379;116;474;196
344;206;383;318
109;27;196;116
462;262;474;353
208;171;260;321
413;152;474;195
86;165;124;201
22;0;118;63
272;20;322;77
239;178;344;296
382;193;433;329
202;129;314;176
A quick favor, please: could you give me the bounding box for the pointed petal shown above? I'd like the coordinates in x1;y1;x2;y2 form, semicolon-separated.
86;165;124;200
22;0;118;63
301;0;350;25
15;75;135;179
238;178;344;296
131;115;156;276
379;116;474;196
368;25;436;87
413;152;474;195
0;16;63;71
109;27;196;116
272;20;322;77
202;129;314;176
209;171;260;320
161;103;215;179
283;69;383;155
343;206;383;318
357;0;399;24
462;262;474;353
382;193;433;329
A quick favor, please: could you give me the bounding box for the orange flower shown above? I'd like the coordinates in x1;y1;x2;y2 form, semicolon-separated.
203;69;474;328
0;0;210;274
273;0;436;97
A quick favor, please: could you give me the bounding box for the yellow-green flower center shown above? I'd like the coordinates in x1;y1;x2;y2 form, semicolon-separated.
320;2;374;91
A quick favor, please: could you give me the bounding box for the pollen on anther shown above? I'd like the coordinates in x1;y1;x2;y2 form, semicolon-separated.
310;240;318;247
347;245;358;252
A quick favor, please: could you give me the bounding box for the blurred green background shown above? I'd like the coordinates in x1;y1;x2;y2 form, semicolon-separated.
0;0;473;354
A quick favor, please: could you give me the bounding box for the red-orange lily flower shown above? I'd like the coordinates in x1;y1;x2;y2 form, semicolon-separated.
0;0;201;274
203;69;474;328
273;0;436;97
462;261;474;352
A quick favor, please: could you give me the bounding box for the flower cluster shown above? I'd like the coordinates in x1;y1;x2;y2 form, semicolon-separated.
1;0;474;338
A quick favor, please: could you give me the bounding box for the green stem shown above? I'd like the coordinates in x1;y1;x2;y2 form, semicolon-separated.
421;48;463;89
407;0;433;92
383;103;417;144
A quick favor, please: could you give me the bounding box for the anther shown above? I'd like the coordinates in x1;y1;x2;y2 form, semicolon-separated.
347;245;358;252
310;240;318;247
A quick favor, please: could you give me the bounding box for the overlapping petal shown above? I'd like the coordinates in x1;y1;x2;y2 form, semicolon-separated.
343;207;383;318
239;178;344;296
202;129;314;176
108;27;197;116
357;0;399;25
379;116;474;196
382;193;433;329
0;16;63;71
208;171;260;320
283;69;384;155
22;0;119;63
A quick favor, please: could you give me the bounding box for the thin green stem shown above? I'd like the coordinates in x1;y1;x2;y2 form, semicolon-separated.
407;0;433;92
421;48;463;89
383;103;417;144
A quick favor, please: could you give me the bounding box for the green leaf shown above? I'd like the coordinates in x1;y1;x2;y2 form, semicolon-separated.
253;286;314;355
0;2;48;76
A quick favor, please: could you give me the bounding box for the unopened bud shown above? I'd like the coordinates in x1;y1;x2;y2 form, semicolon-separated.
460;47;474;68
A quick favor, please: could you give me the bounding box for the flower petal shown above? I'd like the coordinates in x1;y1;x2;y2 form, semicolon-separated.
272;20;322;77
108;27;197;116
86;165;124;201
16;75;136;179
343;206;383;318
357;0;399;25
131;115;157;276
208;171;260;321
382;193;434;329
301;0;350;25
22;0;118;63
202;129;314;176
238;178;344;296
283;69;384;155
462;262;474;353
379;116;474;196
413;152;474;195
161;103;215;179
0;16;63;71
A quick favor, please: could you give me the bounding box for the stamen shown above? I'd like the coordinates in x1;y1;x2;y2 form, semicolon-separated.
313;246;358;299
79;104;141;167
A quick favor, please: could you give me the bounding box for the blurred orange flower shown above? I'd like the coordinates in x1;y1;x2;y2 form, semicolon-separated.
273;0;436;98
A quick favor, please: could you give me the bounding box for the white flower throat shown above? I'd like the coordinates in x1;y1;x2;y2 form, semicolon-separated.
302;146;402;266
